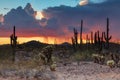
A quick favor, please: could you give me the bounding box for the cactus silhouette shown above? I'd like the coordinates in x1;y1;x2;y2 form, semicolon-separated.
86;34;90;44
10;26;17;61
71;37;75;50
80;20;83;44
100;32;105;49
97;30;101;45
104;18;112;49
94;31;104;52
91;31;93;44
74;28;78;47
101;32;104;42
71;28;78;51
94;32;97;45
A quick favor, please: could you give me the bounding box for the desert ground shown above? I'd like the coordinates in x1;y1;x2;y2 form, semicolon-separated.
0;61;120;80
0;41;120;80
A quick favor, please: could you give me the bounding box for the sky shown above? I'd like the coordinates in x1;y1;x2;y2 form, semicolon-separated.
0;0;79;15
0;0;120;44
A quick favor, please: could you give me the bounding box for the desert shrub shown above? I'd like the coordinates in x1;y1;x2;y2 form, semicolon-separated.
0;45;13;60
32;45;56;66
117;60;120;67
73;50;93;61
33;52;47;66
92;54;105;64
107;60;115;68
50;62;56;71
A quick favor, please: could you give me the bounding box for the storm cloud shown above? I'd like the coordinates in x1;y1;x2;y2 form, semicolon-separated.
42;0;120;39
0;0;120;41
0;3;62;37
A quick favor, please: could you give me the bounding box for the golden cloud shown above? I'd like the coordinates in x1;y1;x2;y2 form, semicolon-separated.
79;0;88;6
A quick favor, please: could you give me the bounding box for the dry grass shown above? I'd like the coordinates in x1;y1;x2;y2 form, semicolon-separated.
0;59;46;71
73;50;94;61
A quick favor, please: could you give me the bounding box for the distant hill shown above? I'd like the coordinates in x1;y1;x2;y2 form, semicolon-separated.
0;41;119;52
60;42;71;46
109;42;120;52
22;40;48;47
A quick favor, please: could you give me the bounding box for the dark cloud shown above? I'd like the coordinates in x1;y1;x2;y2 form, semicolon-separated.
39;18;47;27
42;0;120;39
0;3;62;37
4;6;38;28
0;3;41;37
0;0;120;40
4;8;9;10
24;3;36;17
0;2;68;38
46;18;59;29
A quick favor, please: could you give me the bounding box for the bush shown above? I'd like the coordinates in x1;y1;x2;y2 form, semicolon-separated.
107;60;115;68
73;50;92;61
50;62;56;71
92;54;105;64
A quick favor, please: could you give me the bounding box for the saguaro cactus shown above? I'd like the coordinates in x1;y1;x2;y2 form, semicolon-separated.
101;32;104;42
71;28;78;51
94;31;104;52
71;37;75;50
94;32;97;45
86;34;90;44
80;20;83;44
10;26;17;61
91;31;93;44
100;32;104;49
97;31;101;44
74;28;78;46
104;18;112;49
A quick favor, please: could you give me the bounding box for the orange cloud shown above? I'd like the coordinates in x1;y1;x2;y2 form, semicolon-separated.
79;0;88;6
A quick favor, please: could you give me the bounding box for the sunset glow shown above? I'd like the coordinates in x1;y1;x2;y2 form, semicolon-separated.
0;37;71;45
35;11;44;20
0;36;94;45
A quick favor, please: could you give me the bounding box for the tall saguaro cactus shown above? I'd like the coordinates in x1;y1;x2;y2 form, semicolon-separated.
94;32;97;45
91;31;93;44
86;34;90;44
101;32;104;42
74;28;78;46
94;31;104;52
80;20;83;44
97;31;101;44
104;18;112;49
71;28;78;51
10;26;17;61
71;37;75;50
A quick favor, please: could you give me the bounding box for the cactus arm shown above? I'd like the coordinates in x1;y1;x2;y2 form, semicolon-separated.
108;36;112;40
